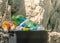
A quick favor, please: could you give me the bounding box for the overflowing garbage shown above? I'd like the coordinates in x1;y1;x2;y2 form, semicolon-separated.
2;15;45;31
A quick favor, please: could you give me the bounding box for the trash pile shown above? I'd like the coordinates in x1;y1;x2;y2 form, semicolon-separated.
2;15;45;31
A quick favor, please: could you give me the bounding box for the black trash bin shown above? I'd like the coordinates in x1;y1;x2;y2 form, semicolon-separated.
9;31;48;43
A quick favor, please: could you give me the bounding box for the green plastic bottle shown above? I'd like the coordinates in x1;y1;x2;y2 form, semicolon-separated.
12;16;19;26
12;15;26;26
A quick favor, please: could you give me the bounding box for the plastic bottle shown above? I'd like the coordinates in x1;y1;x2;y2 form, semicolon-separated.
12;16;19;25
12;15;26;26
22;27;30;31
10;23;17;30
20;18;38;30
16;15;26;24
19;19;29;27
2;21;11;31
15;26;23;31
37;25;45;30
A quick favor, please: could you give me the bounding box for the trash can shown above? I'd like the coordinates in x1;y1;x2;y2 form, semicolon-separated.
9;31;48;43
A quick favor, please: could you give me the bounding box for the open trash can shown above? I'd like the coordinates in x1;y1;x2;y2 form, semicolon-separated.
9;31;48;43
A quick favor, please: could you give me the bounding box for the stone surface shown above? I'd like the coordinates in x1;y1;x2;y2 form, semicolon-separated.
49;32;60;43
25;0;45;24
10;0;26;16
0;28;9;43
46;0;60;32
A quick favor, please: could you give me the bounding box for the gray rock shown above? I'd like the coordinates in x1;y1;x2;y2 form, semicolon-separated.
49;32;60;43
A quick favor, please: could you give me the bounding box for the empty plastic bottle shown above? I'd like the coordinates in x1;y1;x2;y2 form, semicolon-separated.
12;15;26;26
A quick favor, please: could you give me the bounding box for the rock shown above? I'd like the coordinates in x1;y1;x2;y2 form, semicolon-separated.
11;0;26;16
25;0;45;24
46;0;60;31
49;32;60;43
0;28;9;43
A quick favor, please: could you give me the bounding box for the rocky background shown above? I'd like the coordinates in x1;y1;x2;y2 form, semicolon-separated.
48;32;60;43
24;0;45;24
